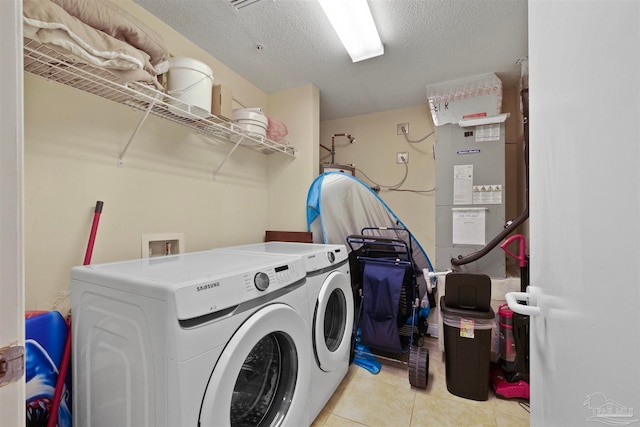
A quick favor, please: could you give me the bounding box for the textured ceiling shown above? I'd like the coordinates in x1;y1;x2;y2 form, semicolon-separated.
134;0;528;121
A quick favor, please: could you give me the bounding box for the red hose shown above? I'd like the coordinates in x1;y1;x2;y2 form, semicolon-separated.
48;200;103;427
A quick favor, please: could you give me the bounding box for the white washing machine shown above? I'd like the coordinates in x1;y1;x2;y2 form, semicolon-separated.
222;242;353;421
69;250;312;427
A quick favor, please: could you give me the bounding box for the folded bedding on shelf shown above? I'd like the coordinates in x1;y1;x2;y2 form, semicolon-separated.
23;0;166;90
49;0;169;73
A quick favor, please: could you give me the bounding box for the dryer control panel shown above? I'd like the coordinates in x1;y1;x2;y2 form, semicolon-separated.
302;246;348;273
172;252;305;321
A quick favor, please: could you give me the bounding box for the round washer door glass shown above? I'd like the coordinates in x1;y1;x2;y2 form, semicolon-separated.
324;289;346;352
199;304;311;427
314;270;354;372
230;333;296;425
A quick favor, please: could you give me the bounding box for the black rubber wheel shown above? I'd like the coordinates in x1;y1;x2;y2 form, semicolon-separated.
408;345;429;389
349;332;356;364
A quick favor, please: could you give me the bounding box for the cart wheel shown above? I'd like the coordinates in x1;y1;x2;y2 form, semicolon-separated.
417;335;424;347
408;345;429;389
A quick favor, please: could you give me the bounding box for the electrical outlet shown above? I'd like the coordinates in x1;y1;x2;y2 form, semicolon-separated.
396;152;409;164
397;122;409;135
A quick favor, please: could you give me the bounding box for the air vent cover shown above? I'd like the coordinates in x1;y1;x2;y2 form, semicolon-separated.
228;0;264;10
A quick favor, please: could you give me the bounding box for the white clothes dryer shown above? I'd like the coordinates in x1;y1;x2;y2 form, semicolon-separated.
222;242;353;421
70;250;312;427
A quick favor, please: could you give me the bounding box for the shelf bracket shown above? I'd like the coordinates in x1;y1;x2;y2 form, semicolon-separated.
118;95;160;166
212;135;247;180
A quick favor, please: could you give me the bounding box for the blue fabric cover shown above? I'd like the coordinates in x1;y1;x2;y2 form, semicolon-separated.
360;259;408;353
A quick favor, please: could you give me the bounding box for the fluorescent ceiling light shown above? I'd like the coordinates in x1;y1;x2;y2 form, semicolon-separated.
318;0;384;62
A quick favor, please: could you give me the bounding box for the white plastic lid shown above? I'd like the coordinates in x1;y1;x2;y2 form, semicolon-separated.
234;107;263;114
168;57;213;78
232;109;268;125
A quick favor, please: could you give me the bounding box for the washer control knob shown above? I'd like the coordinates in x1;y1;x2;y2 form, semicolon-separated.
327;251;336;263
254;272;270;291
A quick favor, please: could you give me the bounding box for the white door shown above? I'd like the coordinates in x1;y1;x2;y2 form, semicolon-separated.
0;0;25;425
516;1;640;425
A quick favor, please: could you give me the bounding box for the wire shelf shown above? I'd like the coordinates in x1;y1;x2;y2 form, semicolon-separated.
23;38;296;159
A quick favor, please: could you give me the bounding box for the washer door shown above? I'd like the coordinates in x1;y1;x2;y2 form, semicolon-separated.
313;270;354;372
199;304;311;427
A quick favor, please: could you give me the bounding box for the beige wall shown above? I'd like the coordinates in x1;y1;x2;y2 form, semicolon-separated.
319;95;525;336
24;0;526;314
267;84;320;231
319;90;526;273
23;1;315;312
319;105;438;332
320;104;437;257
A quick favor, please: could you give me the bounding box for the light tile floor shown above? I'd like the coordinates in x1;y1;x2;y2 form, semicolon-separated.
311;337;530;427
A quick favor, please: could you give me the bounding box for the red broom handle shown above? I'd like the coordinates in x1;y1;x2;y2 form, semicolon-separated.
48;201;103;427
47;326;71;427
83;201;103;265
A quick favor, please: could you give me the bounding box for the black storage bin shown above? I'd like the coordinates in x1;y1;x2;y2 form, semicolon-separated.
440;296;495;401
444;272;492;311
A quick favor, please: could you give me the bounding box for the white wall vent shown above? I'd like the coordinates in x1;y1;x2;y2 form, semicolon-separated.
228;0;266;10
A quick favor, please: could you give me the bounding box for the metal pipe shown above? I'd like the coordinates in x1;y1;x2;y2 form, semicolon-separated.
320;133;354;163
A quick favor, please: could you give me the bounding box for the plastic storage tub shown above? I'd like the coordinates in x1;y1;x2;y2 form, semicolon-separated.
441;296;495;401
232;108;268;138
167;57;214;119
426;73;502;126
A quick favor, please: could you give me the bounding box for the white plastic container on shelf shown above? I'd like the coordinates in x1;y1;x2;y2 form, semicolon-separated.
167;57;214;118
232;108;268;138
426;73;502;126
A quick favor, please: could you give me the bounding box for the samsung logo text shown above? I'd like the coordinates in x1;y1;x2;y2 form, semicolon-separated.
196;282;220;292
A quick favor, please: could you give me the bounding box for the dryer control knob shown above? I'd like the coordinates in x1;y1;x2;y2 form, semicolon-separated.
327;252;336;263
254;272;270;291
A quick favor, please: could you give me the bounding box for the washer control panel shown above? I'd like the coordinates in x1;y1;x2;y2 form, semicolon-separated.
254;271;270;291
173;252;305;320
249;262;300;291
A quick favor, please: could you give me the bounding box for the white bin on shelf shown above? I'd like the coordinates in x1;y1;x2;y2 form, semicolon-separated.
426;73;502;126
167;57;214;118
232;108;268;138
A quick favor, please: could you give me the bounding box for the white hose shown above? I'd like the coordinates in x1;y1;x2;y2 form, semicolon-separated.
422;268;452;294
